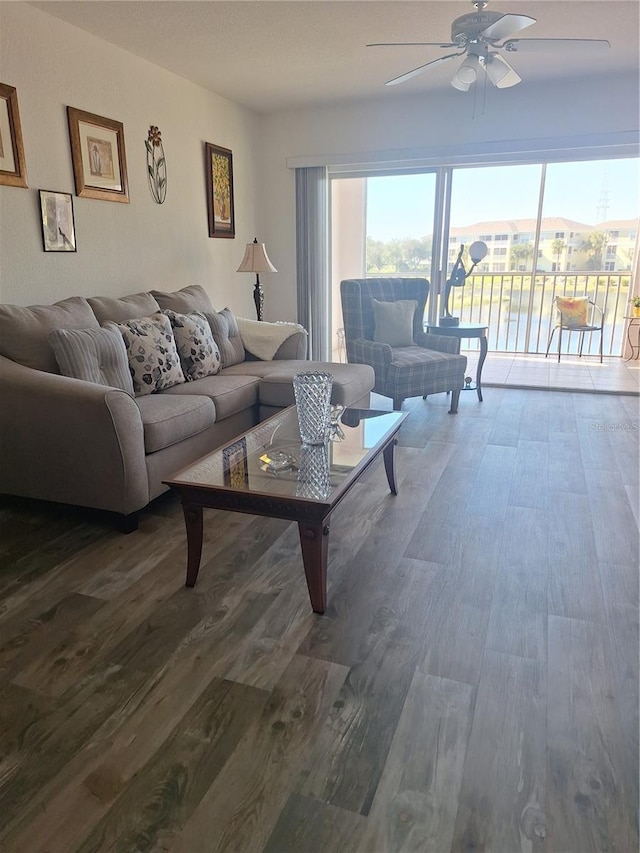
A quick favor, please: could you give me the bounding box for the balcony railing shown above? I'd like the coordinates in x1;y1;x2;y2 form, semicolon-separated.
445;271;633;356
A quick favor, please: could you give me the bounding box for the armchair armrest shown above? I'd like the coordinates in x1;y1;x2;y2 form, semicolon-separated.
0;355;148;515
415;331;461;354
351;338;392;388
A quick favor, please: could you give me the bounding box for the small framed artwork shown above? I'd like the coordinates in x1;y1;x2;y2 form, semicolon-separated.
0;83;28;188
39;190;77;252
67;106;129;203
205;142;235;238
223;436;248;488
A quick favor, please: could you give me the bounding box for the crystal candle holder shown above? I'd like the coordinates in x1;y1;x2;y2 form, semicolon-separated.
293;370;333;446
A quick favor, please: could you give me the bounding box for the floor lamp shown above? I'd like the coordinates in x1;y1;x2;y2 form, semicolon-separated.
237;238;277;321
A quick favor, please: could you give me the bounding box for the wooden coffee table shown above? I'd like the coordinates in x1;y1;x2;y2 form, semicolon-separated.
164;406;407;614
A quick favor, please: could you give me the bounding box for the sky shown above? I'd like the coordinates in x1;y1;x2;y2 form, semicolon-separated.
365;158;640;241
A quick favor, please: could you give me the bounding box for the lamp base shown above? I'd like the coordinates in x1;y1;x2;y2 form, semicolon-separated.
253;281;264;321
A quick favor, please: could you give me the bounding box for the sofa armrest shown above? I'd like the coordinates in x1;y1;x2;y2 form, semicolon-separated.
415;331;461;354
273;330;308;360
0;355;149;515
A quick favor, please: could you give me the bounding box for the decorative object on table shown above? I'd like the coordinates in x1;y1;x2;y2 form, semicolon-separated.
222;436;249;488
329;404;345;442
237;238;278;321
296;443;331;501
629;296;640;318
442;241;487;326
145;125;166;204
67;107;129;203
0;82;28;188
205;142;234;238
293;370;334;446
39;190;76;252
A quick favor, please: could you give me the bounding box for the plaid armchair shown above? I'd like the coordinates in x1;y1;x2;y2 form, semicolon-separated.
340;278;467;412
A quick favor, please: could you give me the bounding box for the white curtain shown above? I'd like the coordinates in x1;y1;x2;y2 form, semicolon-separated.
295;166;329;360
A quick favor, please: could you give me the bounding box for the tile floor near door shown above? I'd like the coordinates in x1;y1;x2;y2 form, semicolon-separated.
470;351;640;396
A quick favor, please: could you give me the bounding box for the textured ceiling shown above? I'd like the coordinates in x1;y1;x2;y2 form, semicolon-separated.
31;1;640;113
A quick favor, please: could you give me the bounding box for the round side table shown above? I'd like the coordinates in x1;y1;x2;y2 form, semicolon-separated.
624;316;640;360
426;322;489;402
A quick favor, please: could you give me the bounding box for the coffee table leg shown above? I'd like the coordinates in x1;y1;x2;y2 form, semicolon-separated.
383;438;399;495
298;520;330;614
183;503;204;587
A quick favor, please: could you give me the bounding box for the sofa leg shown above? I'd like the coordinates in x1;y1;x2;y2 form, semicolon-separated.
392;397;403;411
116;512;139;534
448;389;461;414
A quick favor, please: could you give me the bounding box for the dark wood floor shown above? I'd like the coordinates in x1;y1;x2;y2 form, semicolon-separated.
0;388;638;853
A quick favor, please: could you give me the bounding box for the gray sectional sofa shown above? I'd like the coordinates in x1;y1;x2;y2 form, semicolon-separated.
0;285;374;530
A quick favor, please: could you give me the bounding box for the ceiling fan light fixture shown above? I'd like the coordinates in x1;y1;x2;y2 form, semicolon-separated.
451;53;479;90
484;53;510;86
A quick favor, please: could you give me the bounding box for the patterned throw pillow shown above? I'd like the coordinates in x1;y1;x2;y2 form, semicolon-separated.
163;310;221;380
556;296;589;328
204;307;246;367
110;312;185;396
48;326;134;395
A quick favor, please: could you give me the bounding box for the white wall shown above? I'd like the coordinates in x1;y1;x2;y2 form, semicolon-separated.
0;2;264;317
257;72;639;321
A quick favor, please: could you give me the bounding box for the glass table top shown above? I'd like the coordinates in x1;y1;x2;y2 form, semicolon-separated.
167;406;405;502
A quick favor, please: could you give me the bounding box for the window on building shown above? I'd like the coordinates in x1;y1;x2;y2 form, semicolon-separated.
609;230;619;239
604;261;615;271
493;247;507;256
479;234;492;242
495;234;508;241
554;231;565;239
607;245;617;256
494;263;506;272
538;250;543;258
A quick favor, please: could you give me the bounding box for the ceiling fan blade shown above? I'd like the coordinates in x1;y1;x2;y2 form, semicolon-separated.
367;42;456;48
502;38;611;53
479;14;536;42
385;52;464;86
483;53;521;88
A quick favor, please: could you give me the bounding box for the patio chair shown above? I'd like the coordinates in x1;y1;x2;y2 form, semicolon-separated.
545;295;604;363
340;277;467;412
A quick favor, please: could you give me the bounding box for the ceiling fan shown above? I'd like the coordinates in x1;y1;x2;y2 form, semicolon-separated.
367;0;610;91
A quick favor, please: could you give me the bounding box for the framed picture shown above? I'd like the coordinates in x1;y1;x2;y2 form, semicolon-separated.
205;142;235;238
39;190;77;252
0;83;28;188
223;436;248;488
67;107;129;203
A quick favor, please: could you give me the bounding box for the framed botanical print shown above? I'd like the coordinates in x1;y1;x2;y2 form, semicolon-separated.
67;107;129;202
39;190;77;252
205;142;235;238
0;83;28;188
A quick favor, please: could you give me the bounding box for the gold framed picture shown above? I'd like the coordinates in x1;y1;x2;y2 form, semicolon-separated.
0;83;28;188
205;142;235;238
67;106;129;203
223;437;248;488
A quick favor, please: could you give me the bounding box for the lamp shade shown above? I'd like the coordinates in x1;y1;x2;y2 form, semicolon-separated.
237;238;277;273
451;54;479;91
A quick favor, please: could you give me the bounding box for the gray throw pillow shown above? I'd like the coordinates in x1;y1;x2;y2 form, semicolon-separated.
48;326;135;395
372;299;417;347
163;310;221;380
109;312;185;396
204;307;245;367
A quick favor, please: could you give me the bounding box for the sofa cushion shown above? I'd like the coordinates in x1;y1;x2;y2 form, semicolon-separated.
204;307;245;367
88;291;161;324
163;310;221;381
162;372;260;420
109;313;185;396
135;394;215;453
372;299;417;347
257;361;375;408
0;296;100;373
48;326;135;395
151;285;214;314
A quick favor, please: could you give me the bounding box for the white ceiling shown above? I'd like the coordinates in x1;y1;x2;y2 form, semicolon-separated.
31;1;640;113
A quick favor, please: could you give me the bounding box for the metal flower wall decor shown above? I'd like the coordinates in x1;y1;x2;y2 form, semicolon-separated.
145;125;166;204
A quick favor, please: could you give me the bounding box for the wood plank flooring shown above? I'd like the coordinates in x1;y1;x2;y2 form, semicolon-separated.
0;388;637;852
